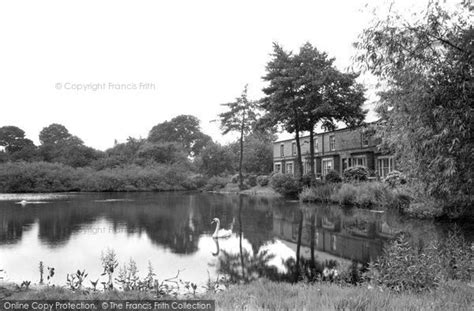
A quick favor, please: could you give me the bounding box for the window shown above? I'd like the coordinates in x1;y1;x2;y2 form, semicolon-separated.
303;160;311;175
353;156;367;167
322;158;333;176
342;158;348;171
274;163;282;173
280;144;284;157
314;138;319;153
362;133;369;147
292;142;296;155
286;162;294;175
329;135;336;151
377;157;394;178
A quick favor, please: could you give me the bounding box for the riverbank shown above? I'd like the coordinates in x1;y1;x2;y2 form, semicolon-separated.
210;183;282;198
1;280;472;310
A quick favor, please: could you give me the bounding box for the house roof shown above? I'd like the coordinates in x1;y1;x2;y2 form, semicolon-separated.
274;121;378;144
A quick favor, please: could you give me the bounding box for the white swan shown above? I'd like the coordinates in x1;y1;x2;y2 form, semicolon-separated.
211;218;233;239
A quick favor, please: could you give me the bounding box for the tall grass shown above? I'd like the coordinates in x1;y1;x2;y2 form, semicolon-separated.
7;278;472;310
299;184;340;203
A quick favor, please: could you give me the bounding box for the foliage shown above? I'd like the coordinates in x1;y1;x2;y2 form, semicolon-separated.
148;115;211;157
332;183;357;206
196;142;235;177
116;259;140;291
246;175;257;187
383;170;406;187
39;123;101;167
299;184;339;203
135;142;188;165
66;270;88;291
366;229;472;293
343;166;369;182
0;126;36;156
325;170;342;183
262;42;367;179
204;176;230;191
219;85;259;189
101;249;119;290
0;162;82;193
355;1;473;198
256;175;269;187
0;162;202;193
269;173;301;197
235;131;274;175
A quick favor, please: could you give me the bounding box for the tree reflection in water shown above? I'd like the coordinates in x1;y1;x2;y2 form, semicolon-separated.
217;200;341;284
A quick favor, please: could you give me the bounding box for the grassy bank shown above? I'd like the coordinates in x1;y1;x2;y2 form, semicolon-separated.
299;182;410;210
2;280;472;310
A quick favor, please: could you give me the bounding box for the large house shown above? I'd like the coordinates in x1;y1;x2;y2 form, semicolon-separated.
273;124;395;178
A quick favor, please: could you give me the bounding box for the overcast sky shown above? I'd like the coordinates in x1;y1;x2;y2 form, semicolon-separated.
0;0;428;150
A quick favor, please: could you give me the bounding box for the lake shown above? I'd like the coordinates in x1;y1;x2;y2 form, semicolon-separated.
0;192;470;288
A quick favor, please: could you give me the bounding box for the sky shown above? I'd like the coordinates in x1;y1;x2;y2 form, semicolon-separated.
0;0;430;150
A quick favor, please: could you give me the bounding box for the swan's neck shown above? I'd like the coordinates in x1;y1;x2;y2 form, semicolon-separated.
213;221;220;236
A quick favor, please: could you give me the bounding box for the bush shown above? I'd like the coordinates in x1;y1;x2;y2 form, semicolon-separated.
246;174;257;187
325;170;342;183
333;183;357;205
0;162;201;193
299;183;339;203
182;174;207;190
366;230;472;293
230;174;240;184
256;175;269;187
269;173;301;197
384;170;406;187
343;166;369;182
204;176;230;191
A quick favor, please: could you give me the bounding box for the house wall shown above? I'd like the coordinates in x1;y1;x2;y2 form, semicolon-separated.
273;124;394;177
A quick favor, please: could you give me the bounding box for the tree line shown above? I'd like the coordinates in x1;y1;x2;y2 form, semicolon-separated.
0;1;470;203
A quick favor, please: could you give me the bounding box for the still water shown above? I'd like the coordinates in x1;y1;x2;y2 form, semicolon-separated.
0;192;468;286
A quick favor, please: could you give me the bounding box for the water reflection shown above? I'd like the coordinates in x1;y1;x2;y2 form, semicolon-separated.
0;192;466;286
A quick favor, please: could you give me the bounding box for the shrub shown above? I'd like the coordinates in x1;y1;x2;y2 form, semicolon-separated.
182;174;207;190
343;166;369;182
333;183;357;205
269;173;301;197
204;176;230;191
301;174;312;187
384;170;407;187
299;183;339;203
366;230;472;293
325;170;342;183
256;175;269;187
246;175;257;187
230;174;240;184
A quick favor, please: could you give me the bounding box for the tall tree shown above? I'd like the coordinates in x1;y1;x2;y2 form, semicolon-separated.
0;126;37;160
295;43;366;179
148;115;211;157
262;43;366;180
262;43;306;179
39;123;99;167
355;1;473;198
0;126;35;153
218;85;259;189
